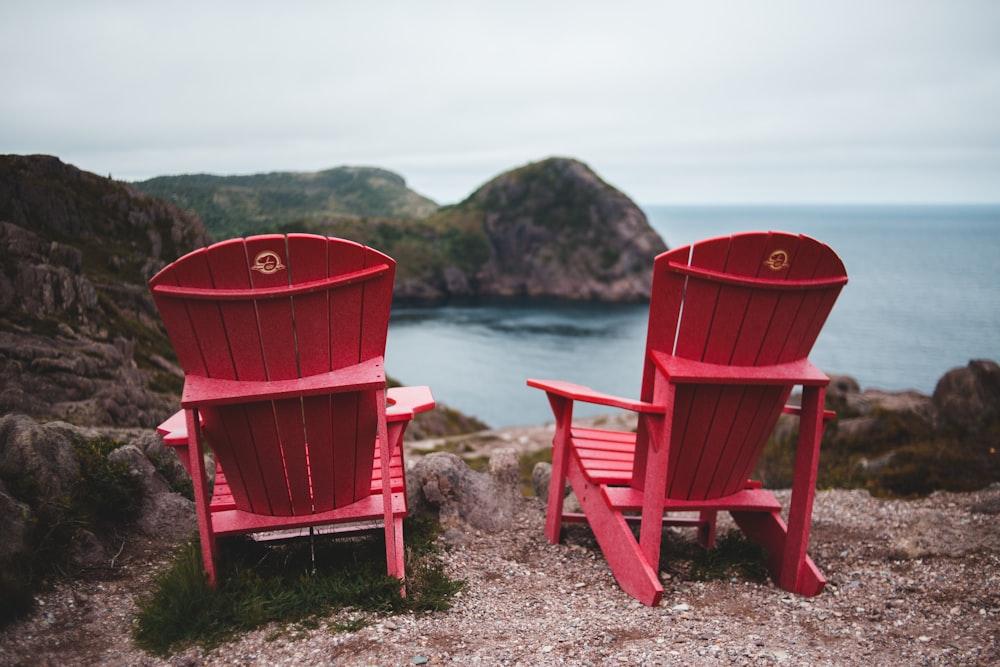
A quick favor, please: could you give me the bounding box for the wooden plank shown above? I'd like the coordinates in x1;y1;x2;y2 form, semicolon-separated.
326;239;368;369
666;385;717;499
244;402;293;516
273;397;312;515
331;392;361;507
302;394;334;512
205;239;267;382
604;485;782;512
149;253;211;377
203;405;260;513
245;235;298;381
181;359;385;406
356;244;395;364
287;234;333;378
352;391;379;502
641;245;689;404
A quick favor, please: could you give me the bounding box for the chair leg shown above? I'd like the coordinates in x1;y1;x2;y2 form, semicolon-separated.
185;409;218;586
569;465;663;606
544;394;574;544
782;385;826;593
377;394;406;594
731;510;825;596
385;514;406;593
697;511;717;549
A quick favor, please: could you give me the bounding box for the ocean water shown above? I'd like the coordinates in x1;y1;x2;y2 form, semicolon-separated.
386;205;1000;428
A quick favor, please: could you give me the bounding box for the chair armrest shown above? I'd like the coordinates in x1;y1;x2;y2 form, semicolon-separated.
526;378;666;414
650;351;830;386
155;409;189;446
158;384;436;443
386;386;435;422
181;357;386;407
783;404;837;421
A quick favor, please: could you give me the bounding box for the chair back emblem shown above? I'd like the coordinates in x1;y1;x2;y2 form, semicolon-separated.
251;249;286;275
763;248;790;271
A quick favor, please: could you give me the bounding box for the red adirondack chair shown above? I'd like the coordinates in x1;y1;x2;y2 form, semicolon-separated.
149;234;434;587
528;232;847;606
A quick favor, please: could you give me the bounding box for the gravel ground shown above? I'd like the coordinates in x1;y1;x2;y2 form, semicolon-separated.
1;480;998;666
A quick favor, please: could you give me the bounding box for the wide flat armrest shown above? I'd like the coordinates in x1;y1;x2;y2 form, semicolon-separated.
526;378;666;414
386;386;435;422
783;404;837;421
157;383;434;444
156;410;189;446
181;357;386;407
651;351;830;386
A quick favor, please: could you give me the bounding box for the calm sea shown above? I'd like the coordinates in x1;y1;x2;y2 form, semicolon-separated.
386;205;1000;428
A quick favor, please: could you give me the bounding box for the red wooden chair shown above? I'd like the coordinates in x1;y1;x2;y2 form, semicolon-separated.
528;232;847;606
149;234;434;588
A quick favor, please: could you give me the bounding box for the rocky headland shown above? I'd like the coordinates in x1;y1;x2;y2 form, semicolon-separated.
393;157;667;301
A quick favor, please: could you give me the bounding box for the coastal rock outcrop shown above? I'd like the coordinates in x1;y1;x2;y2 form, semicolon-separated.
395;157;668;301
0;155;212;427
932;359;1000;432
764;360;1000;496
471;157;667;300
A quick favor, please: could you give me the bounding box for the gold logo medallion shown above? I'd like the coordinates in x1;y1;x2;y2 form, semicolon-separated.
251;250;286;275
764;249;790;271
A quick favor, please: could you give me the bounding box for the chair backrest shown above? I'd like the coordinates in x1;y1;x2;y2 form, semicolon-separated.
642;232;847;500
149;234;395;515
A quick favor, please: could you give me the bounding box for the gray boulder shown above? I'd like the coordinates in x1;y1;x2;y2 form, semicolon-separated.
408;448;524;532
933;359;1000;432
0;414;195;579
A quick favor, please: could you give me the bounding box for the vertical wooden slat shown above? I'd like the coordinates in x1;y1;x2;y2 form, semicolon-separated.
288;234;336;512
684;385;742;499
325;240;369;509
641;246;688;401
149;249;211;377
203;405;268;513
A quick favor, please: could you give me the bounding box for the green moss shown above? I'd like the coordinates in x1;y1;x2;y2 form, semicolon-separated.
133;517;464;656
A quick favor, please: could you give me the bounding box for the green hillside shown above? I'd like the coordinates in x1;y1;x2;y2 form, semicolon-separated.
134;166;439;238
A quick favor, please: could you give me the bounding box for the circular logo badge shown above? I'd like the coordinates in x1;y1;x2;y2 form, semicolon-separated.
763;249;790;271
251;250;286;275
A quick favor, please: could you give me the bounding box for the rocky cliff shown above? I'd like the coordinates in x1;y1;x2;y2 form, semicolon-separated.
395;157;667;301
0;155;212;426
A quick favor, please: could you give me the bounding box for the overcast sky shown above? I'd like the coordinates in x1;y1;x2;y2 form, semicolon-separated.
2;1;998;205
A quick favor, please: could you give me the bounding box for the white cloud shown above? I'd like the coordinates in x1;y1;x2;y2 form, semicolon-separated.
2;0;998;203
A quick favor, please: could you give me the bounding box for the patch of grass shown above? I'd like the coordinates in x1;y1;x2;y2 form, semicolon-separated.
133;517;464;656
